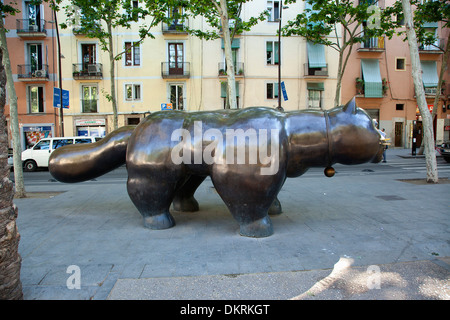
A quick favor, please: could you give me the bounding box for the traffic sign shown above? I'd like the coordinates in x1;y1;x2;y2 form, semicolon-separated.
281;81;288;101
161;103;173;110
53;87;69;109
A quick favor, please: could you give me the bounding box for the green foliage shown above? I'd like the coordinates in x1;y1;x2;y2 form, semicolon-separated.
178;0;269;40
283;0;397;50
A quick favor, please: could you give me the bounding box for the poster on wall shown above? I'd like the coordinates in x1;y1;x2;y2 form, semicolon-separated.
23;126;53;148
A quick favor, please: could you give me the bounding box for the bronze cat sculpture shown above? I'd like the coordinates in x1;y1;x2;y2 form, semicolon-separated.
49;98;384;237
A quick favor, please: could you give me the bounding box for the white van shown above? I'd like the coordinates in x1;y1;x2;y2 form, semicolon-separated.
21;136;101;171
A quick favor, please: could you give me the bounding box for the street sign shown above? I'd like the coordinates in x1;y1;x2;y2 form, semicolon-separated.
161;103;173;110
281;81;288;101
53;87;70;109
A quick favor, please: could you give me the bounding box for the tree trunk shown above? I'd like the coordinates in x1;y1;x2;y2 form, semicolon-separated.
334;49;344;108
219;0;237;109
0;19;26;198
107;21;119;129
417;29;449;155
0;47;23;300
402;0;438;183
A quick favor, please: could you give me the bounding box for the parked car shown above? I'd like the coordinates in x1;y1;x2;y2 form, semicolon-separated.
439;141;450;163
21;136;101;171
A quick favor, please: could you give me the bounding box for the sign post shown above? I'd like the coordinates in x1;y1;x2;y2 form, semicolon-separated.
281;81;288;101
53;87;70;109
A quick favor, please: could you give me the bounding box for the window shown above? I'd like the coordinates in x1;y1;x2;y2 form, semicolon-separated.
396;104;404;111
81;85;98;113
81;43;96;71
27;43;43;74
267;1;280;22
307;83;324;109
53;139;73;149
266;83;279;99
308;90;321;109
169;83;184;110
168;43;184;75
33;140;50;150
28;86;44;113
266;41;279;65
396;58;406;71
125;84;141;101
124;42;140;66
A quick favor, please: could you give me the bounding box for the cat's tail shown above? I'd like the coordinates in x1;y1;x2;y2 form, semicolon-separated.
49;126;135;183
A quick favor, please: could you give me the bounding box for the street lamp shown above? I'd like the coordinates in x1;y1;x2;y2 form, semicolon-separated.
53;8;64;136
277;0;287;112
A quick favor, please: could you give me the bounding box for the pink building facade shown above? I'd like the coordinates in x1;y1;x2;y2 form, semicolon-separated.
341;1;449;149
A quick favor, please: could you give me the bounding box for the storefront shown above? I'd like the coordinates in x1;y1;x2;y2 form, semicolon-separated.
21;124;54;149
75;119;106;137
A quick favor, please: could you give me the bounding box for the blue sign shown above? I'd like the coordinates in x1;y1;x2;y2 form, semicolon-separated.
281;81;288;101
161;103;173;110
53;87;69;109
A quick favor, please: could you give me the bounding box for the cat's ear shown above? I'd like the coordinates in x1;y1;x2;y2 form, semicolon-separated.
342;97;357;114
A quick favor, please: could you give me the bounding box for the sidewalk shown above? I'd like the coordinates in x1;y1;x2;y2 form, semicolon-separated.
14;148;450;300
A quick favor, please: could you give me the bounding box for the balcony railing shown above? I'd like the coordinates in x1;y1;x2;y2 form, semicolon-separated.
419;38;444;53
16;19;47;37
359;37;385;51
218;62;244;77
161;62;190;79
82;99;98;113
162;20;189;34
17;64;49;80
73;63;103;80
304;63;328;77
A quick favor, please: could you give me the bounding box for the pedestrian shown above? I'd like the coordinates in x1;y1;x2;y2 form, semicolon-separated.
380;128;388;162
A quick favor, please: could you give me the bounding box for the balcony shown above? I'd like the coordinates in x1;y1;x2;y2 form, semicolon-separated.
161;62;190;79
73;64;103;80
17;64;49;81
419;38;444;54
218;62;244;77
304;63;328;77
358;37;385;52
16;19;47;38
162;20;189;34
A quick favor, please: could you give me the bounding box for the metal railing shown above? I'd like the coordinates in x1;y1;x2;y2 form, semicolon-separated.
17;64;49;79
161;62;190;78
16;19;47;35
73;63;103;79
304;63;328;77
360;37;385;50
218;62;244;77
162;20;189;33
81;99;98;113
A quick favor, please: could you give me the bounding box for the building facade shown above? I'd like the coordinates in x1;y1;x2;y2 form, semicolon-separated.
4;0;58;151
4;0;448;151
341;0;449;148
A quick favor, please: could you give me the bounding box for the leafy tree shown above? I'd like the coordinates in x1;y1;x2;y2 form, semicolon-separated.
0;38;23;300
0;1;26;198
283;0;397;107
400;0;438;183
61;0;176;129
407;0;449;155
177;0;268;109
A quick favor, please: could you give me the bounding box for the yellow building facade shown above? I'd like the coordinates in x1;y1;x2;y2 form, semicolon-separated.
57;0;339;137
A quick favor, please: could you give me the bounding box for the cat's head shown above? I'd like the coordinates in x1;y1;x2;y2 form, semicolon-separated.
329;98;384;165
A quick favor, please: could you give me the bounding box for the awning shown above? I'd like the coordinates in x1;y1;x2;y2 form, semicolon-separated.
421;60;439;87
361;59;383;98
221;38;240;49
307;41;326;68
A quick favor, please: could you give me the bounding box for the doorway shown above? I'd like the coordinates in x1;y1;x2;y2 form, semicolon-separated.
394;122;403;147
168;43;184;75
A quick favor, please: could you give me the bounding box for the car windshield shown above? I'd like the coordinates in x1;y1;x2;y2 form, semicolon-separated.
34;140;50;150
